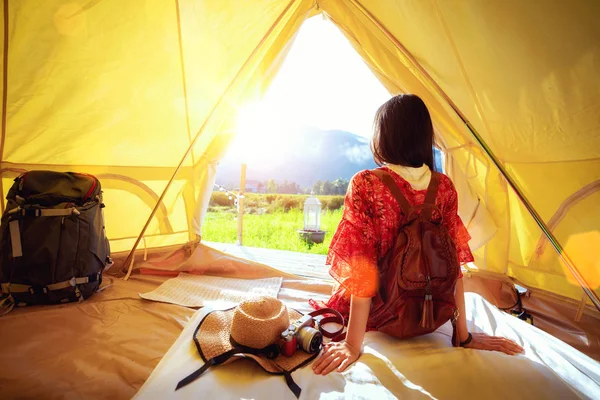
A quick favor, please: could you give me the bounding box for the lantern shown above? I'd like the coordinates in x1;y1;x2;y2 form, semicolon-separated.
303;196;321;231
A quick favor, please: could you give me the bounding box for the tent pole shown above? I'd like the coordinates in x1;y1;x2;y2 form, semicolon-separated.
574;292;588;323
346;0;600;311
120;0;299;278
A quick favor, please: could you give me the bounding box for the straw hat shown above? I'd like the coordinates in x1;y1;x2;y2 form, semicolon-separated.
176;296;345;397
194;296;319;374
230;296;289;349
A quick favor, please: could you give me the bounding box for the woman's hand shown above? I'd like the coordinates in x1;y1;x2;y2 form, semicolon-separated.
312;341;361;375
464;332;524;355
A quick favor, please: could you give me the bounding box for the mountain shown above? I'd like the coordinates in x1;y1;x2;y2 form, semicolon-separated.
215;128;378;189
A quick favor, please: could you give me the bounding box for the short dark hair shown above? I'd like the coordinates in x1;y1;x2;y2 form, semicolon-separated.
371;94;435;170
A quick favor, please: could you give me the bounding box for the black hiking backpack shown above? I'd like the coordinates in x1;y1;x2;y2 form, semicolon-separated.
0;171;112;307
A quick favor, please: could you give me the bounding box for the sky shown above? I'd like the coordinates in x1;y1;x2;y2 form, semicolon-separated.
229;16;391;162
260;15;391;138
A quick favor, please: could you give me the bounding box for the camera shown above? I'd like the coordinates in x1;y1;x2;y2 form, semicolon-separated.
280;314;323;357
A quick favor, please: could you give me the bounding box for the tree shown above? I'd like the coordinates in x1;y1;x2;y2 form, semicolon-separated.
278;180;301;194
282;180;290;194
312;180;323;195
332;178;349;195
267;179;277;194
322;180;333;195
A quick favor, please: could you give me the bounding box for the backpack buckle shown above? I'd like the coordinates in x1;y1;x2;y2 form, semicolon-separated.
22;208;41;217
0;294;15;316
28;285;49;295
7;206;21;215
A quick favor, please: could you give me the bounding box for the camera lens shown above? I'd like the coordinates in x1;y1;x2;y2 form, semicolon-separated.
297;327;323;354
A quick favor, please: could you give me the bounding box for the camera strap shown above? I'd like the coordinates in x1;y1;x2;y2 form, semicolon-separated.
308;308;346;342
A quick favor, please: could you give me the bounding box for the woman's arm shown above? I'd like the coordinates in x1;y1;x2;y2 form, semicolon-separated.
312;294;370;375
456;278;524;355
345;295;371;350
455;278;471;342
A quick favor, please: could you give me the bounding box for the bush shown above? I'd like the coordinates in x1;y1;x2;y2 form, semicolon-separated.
210;192;233;207
210;192;344;213
282;196;303;211
266;194;278;204
266;196;303;213
244;196;262;209
325;196;344;211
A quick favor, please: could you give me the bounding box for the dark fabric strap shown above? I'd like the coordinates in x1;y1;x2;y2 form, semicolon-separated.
421;171;441;220
1;273;101;295
283;371;302;398
175;358;216;391
176;344;279;391
308;307;345;339
371;168;411;215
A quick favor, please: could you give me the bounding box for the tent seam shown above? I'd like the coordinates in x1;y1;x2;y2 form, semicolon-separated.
533;181;600;259
504;178;511;275
507;260;576;279
174;0;198;241
0;0;9;213
432;0;500;154
174;0;194;161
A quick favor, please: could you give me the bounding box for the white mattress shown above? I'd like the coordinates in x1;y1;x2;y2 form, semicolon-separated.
134;278;600;400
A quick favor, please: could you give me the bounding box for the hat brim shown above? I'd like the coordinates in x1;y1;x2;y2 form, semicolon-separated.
194;307;318;374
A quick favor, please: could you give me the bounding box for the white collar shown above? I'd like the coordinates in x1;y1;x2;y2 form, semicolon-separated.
385;164;432;190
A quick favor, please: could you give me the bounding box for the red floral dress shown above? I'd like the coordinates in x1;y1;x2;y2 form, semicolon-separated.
309;167;474;329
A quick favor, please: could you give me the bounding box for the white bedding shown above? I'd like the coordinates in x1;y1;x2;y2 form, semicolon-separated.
134;279;600;400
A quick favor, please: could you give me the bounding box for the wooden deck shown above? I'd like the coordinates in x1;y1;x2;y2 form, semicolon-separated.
203;241;332;281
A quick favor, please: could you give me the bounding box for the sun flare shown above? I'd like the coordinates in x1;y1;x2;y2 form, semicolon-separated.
231;102;288;164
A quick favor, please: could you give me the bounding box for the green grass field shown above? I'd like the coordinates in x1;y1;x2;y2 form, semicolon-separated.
202;208;343;255
203;192;345;254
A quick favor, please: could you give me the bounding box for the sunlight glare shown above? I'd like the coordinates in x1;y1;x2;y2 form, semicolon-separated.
232;102;285;163
224;16;390;166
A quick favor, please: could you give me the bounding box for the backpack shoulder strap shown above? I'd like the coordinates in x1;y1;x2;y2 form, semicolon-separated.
421;171;441;220
371;168;411;215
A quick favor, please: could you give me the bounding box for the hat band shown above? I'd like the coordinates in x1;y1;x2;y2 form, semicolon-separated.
229;335;280;359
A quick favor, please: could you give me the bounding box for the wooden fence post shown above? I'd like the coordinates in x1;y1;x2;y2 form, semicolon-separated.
237;163;246;245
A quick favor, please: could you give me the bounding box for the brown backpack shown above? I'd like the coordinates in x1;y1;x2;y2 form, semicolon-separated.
368;168;461;346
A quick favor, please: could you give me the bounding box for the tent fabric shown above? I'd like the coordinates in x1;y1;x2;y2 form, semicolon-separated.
1;1;599;305
0;273;196;399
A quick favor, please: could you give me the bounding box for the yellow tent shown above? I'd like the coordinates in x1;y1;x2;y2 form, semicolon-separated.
1;0;599;313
